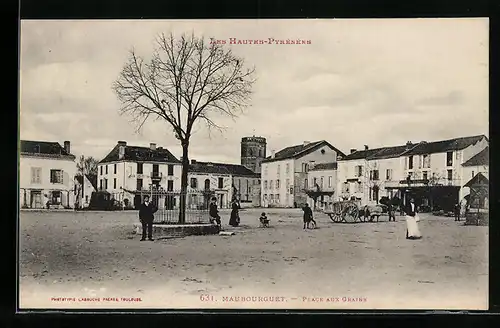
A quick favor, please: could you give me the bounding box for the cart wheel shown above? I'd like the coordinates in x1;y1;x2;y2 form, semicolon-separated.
345;203;359;223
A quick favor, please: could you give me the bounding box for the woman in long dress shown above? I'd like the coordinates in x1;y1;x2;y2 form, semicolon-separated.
229;200;240;227
404;198;422;239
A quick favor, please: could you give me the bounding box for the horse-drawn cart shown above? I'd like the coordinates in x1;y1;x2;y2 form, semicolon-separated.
324;200;386;223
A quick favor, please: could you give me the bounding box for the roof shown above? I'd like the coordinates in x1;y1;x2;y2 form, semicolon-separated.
20;140;75;160
75;174;98;190
462;147;489;167
341;134;488;161
309;162;338;171
464;172;489;188
403;135;487;156
262;140;346;163
189;161;260;177
99;144;181;164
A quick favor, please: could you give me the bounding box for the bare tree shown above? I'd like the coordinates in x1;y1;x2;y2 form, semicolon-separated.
113;32;255;223
360;160;383;204
76;155;99;179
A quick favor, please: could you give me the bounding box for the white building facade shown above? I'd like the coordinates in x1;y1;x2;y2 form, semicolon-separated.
461;146;489;200
261;140;345;208
337;135;488;211
97;141;182;209
20;140;77;209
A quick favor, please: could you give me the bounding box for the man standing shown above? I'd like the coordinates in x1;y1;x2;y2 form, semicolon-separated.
139;195;157;241
454;203;461;221
387;201;396;222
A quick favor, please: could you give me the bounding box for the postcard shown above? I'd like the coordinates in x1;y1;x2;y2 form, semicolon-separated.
18;18;489;310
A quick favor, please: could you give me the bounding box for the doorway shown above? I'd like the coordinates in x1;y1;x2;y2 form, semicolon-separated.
30;190;42;209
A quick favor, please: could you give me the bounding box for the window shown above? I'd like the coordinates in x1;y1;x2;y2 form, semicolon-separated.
423;154;430;168
218;177;224;189
100;166;103;175
356;182;361;193
167;165;174;176
113;178;117;189
104;179;108;189
446;152;453;166
105;165;108;174
50;169;63;184
276;180;280;189
167;180;174;191
422;171;428;180
313;177;317;187
275;194;280;202
447;169;453;181
204;179;210;190
286;164;290;174
408;156;414;170
302;163;309;172
304;179;308;189
286;178;290;188
264;180;268;190
31;167;41;184
152;164;159;174
277;165;281;175
137;178;143;190
472;170;475;178
370;170;379;181
328;176;332;187
270;180;274;189
114;164;117;174
263;194;268;201
190;178;198;189
99;179;103;190
386;169;392;180
320;176;324;188
85;195;88;202
137;163;143;174
356;165;363;177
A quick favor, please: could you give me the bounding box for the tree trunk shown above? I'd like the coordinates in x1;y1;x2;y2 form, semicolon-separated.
178;143;189;224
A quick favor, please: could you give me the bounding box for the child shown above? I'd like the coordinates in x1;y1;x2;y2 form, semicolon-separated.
259;212;270;227
302;203;316;229
209;197;222;228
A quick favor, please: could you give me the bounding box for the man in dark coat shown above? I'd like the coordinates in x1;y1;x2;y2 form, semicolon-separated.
209;197;221;228
302;203;316;229
454;203;461;221
387;201;396;222
139;195;157;241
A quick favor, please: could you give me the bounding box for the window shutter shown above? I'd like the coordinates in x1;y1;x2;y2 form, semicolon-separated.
62;171;68;185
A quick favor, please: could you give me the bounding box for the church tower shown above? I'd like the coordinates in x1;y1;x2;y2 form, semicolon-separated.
240;136;267;174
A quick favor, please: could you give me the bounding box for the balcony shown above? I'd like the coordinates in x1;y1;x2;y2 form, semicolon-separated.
150;172;163;181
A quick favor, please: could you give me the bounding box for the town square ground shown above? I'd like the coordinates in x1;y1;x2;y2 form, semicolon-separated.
19;208;488;310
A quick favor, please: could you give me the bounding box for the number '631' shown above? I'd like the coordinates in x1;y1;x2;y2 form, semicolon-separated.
200;294;214;301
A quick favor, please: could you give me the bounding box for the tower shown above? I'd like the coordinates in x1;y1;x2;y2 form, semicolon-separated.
241;136;267;174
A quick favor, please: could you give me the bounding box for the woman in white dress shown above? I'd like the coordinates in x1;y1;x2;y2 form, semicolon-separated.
404;198;422;240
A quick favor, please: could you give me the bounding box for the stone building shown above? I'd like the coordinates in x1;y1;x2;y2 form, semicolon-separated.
240;136;267;174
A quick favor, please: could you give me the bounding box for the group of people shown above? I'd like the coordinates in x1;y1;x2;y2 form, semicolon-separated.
209;197;241;228
138;195;422;241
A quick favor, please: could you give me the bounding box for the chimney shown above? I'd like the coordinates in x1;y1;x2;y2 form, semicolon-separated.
350;148;357;154
191;159;197;164
406;141;413;150
157;146;163;150
364;145;369;150
271;150;276;159
118;141;126;160
303;141;310;146
337;155;343;161
63;141;70;154
150;143;156;150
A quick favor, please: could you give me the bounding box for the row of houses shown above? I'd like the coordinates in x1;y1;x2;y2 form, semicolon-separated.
260;135;489;212
19;140;260;210
19;133;489;212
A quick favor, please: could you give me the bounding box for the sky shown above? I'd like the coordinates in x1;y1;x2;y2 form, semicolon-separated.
20;19;489;163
